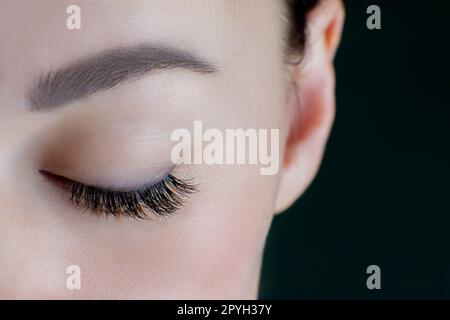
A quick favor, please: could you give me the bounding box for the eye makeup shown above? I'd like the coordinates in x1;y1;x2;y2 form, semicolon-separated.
40;170;197;220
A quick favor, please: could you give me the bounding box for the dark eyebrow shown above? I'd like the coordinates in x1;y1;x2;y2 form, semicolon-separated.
29;44;216;111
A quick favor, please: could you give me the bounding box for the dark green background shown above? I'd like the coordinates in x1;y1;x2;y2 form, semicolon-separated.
260;0;450;299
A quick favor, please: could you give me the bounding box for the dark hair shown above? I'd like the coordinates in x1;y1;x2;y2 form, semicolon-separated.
286;0;320;58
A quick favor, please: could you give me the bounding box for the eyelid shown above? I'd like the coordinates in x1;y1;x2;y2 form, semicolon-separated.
39;165;174;192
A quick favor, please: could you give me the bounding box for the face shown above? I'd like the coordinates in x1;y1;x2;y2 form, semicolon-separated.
0;0;293;299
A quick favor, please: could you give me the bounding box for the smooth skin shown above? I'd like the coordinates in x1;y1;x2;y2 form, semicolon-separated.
0;0;344;299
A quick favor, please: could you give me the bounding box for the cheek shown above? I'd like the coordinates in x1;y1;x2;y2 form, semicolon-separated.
170;166;277;298
184;182;272;298
60;167;276;299
0;157;278;299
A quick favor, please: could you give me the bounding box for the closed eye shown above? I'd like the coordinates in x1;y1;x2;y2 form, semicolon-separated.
40;170;197;220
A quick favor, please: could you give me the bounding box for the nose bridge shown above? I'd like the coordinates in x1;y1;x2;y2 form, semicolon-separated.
0;115;32;183
0;174;27;298
0;124;72;298
0;114;39;296
0;116;22;199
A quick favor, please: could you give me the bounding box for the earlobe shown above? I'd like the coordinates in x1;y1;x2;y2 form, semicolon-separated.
274;0;344;214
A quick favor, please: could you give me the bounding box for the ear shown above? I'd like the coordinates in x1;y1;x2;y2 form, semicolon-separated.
275;0;345;213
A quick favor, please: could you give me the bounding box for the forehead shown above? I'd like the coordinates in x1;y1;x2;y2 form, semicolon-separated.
0;0;284;63
0;0;286;112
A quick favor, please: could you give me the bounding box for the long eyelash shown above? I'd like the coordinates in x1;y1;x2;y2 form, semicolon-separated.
67;174;197;220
